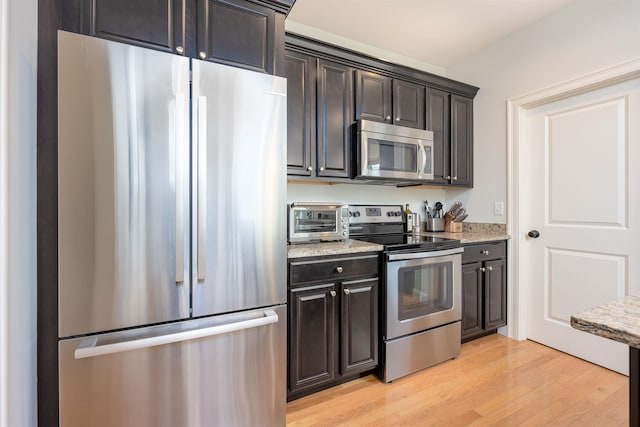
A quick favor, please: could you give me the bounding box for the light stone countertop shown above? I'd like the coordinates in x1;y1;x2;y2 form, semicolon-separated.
287;239;383;259
571;293;640;349
419;231;510;244
287;232;509;259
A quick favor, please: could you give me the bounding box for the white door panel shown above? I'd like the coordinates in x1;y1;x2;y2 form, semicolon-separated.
523;78;640;374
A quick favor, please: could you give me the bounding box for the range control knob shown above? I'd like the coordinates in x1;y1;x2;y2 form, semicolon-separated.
387;211;393;217
353;211;361;217
395;211;402;216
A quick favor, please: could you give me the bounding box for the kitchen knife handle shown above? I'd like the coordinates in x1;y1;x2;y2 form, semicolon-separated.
74;309;279;359
197;96;207;281
175;93;186;284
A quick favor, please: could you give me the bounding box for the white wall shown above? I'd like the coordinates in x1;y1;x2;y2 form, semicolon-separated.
0;0;38;425
446;0;640;224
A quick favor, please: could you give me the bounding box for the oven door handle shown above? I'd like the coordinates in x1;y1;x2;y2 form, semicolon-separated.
387;247;464;261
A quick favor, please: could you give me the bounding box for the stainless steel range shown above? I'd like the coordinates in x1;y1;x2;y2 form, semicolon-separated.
349;205;463;382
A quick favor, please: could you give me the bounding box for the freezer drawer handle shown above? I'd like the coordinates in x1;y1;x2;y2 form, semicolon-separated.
74;309;279;359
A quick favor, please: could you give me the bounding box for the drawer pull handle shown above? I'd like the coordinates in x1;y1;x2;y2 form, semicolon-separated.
487;266;493;271
336;266;344;273
482;250;490;255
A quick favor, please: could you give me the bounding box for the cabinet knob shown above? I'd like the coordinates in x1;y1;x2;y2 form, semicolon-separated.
320;167;325;172
344;289;350;295
175;46;184;55
396;117;400;121
480;267;486;272
307;166;313;172
487;266;493;271
199;52;207;60
481;250;489;255
446;176;451;180
453;176;458;181
385;115;391;121
330;290;336;297
528;230;540;238
336;266;343;273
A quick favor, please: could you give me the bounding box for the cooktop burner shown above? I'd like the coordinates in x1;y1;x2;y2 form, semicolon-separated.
348;204;460;252
352;233;460;252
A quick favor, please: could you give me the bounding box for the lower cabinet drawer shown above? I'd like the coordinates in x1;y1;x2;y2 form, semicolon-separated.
462;241;506;263
289;254;379;285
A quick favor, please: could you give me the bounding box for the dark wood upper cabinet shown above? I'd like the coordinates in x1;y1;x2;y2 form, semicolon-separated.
61;0;187;54
427;87;451;185
427;89;473;187
392;79;425;129
355;70;392;124
61;0;289;75
450;94;473;187
285;51;316;176
198;0;284;74
354;70;424;130
317;59;353;179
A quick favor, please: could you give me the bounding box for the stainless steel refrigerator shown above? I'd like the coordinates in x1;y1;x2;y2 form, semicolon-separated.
57;31;287;427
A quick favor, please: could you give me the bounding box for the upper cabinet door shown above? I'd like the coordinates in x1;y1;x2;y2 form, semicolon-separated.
392;79;425;129
285;51;316;176
61;0;187;55
198;0;284;74
426;87;451;185
355;70;392;124
451;94;473;187
317;59;354;179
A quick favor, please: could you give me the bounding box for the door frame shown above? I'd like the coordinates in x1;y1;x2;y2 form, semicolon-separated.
506;58;640;340
1;0;9;422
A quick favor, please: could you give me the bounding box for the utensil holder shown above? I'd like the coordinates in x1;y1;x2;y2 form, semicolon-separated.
426;218;444;232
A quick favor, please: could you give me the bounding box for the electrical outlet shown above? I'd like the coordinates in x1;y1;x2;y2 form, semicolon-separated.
494;202;505;216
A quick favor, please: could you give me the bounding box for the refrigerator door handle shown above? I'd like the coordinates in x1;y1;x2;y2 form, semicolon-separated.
175;93;186;284
74;309;279;359
197;96;207;281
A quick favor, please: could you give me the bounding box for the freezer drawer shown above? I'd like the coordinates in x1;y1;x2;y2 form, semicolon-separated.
59;305;286;427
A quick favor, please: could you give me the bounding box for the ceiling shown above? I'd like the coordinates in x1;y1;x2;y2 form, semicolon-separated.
286;0;575;70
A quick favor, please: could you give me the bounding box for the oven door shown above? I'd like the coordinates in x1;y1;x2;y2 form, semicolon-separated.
385;248;462;340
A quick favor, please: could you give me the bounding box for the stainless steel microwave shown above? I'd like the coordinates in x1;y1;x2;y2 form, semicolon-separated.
355;119;434;181
288;203;349;243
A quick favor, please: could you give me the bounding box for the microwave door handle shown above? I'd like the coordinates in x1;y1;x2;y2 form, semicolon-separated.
419;141;427;177
197;96;207;281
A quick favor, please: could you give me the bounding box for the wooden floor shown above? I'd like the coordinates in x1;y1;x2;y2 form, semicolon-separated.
286;334;628;426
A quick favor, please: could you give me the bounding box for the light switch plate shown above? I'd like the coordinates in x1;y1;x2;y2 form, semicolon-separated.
494;202;505;216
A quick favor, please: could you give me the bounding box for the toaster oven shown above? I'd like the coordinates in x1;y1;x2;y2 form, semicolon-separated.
288;203;349;243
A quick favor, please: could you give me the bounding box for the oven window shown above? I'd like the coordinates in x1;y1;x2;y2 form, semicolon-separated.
293;209;337;233
398;261;452;321
367;138;417;173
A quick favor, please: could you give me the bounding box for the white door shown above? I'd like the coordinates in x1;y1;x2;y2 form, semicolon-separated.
521;78;640;374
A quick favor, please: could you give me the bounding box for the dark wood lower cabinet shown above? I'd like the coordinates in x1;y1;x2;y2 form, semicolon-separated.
288;283;337;393
340;278;378;375
288;254;379;400
461;242;507;342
